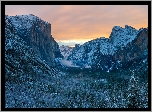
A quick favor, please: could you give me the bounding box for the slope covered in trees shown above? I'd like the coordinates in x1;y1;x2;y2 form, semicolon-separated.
4;15;149;108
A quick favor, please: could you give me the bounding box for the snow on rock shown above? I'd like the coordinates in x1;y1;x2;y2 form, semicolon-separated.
6;14;62;66
6;14;50;29
110;25;138;48
67;25;142;69
85;65;91;68
59;45;73;59
5;17;62;108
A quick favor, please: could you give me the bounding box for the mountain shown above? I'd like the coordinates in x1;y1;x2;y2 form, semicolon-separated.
5;14;63;66
5;15;63;107
110;25;139;47
4;14;148;108
59;45;73;59
67;25;148;72
113;28;148;71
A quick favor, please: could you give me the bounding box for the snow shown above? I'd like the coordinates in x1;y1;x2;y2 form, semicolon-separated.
85;65;91;68
59;45;73;59
111;25;138;48
7;14;49;30
117;60;121;64
5;14;148;108
67;25;139;68
100;79;107;83
59;59;80;67
6;40;12;49
107;70;109;73
143;58;147;63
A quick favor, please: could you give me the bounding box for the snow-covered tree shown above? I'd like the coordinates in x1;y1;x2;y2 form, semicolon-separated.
126;70;141;108
92;43;101;70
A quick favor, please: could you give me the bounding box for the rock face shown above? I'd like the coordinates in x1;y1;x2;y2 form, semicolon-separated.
67;25;148;72
5;15;56;80
5;14;63;66
113;28;148;62
113;28;148;71
59;45;73;59
5;17;61;108
109;25;138;47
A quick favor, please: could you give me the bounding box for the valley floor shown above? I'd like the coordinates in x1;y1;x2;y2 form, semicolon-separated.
5;66;148;108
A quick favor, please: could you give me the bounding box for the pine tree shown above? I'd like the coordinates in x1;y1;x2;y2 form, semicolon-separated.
92;43;101;70
127;70;140;108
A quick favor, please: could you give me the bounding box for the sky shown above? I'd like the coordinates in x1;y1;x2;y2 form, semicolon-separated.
5;5;148;46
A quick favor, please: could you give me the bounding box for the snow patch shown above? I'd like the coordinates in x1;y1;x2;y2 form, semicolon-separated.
59;45;73;59
85;65;91;68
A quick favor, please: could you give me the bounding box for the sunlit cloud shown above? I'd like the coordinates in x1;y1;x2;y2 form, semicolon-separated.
5;5;148;46
56;39;91;46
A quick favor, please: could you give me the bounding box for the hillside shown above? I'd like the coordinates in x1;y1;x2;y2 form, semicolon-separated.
67;25;148;73
5;14;63;66
4;15;148;108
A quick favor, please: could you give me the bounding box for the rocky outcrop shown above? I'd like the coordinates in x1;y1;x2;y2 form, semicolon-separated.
113;28;148;62
109;25;138;47
5;14;63;66
112;28;148;71
59;45;73;59
5;15;56;82
5;17;62;108
67;25;148;72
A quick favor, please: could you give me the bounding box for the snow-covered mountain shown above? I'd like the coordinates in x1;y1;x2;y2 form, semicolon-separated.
59;45;73;59
112;28;148;71
4;14;148;108
109;25;139;47
5;16;62;107
5;14;63;66
67;25;148;72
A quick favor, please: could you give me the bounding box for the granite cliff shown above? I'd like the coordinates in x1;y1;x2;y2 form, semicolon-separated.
67;25;148;72
5;14;63;66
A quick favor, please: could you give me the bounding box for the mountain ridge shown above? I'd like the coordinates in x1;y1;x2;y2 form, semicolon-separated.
5;14;63;66
5;14;148;108
67;25;148;72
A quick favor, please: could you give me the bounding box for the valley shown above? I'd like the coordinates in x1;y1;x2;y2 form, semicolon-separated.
4;14;148;108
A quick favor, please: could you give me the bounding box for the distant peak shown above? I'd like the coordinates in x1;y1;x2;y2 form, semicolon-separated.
16;14;36;17
124;25;136;30
112;25;137;31
112;26;122;31
100;37;106;39
125;25;129;28
29;14;35;16
6;14;50;25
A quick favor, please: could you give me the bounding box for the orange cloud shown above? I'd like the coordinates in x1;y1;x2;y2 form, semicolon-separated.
5;5;148;46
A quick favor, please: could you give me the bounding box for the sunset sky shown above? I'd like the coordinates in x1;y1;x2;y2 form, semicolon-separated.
5;5;148;46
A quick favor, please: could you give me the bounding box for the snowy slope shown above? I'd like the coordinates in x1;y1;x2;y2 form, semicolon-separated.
6;14;62;66
67;25;142;68
6;14;50;30
110;25;138;47
59;45;73;59
5;16;61;107
5;14;57;80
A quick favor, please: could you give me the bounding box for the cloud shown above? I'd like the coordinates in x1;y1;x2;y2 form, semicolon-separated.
5;5;148;46
56;39;90;46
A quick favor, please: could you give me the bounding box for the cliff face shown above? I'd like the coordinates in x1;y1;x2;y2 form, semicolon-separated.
59;45;73;59
111;28;148;72
5;17;62;108
67;25;148;72
5;14;62;66
5;15;56;82
113;28;148;63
